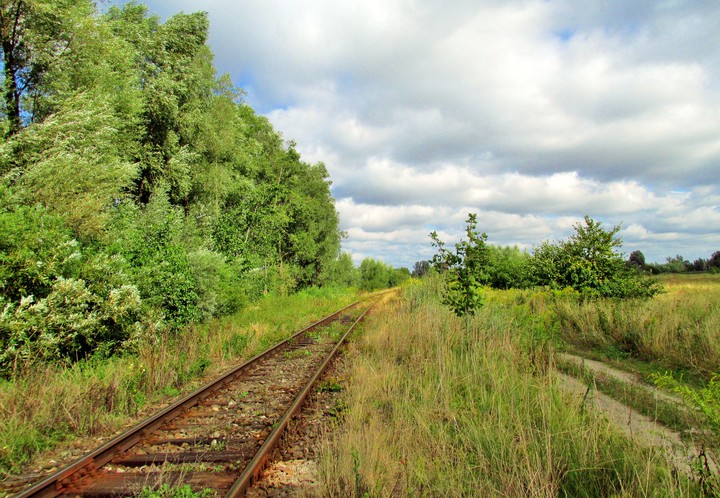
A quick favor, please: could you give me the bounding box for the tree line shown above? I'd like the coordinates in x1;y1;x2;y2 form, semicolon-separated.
628;250;720;274
0;1;353;374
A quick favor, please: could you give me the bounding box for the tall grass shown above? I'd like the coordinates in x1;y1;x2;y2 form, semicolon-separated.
554;274;720;377
0;287;358;477
317;279;692;496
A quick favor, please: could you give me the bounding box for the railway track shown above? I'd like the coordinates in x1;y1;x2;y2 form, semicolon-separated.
15;299;375;497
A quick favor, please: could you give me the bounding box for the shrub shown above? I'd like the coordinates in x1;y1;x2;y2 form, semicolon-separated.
532;217;661;299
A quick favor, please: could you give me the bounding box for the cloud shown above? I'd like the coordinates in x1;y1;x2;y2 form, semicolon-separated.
135;0;720;266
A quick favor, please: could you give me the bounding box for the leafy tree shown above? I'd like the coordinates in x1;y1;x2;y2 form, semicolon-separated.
709;251;720;270
0;0;95;136
430;213;489;317
627;250;646;270
0;1;344;372
390;267;411;287
412;260;430;278
532;216;661;299
663;255;691;273
325;252;358;288
486;245;533;289
359;258;394;291
0;92;137;239
693;258;707;272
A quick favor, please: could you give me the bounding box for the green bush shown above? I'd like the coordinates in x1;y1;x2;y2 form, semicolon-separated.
532;217;661;299
0;277;142;374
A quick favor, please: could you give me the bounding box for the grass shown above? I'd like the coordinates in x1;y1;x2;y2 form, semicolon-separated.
316;279;696;496
0;286;359;478
552;273;720;379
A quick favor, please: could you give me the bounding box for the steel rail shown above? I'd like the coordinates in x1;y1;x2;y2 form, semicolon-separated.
226;302;375;497
15;300;363;498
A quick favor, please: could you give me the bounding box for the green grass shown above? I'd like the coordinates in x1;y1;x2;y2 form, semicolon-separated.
552;273;720;379
317;280;696;496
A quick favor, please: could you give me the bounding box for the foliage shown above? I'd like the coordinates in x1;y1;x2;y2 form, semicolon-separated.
532;216;661;299
486;245;533;289
411;260;430;278
358;258;395;291
430;213;489;317
325;252;359;288
627;250;646;270
0;2;343;373
652;372;720;494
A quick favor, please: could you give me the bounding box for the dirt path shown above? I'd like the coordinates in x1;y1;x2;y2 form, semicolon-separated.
556;353;713;476
558;353;683;405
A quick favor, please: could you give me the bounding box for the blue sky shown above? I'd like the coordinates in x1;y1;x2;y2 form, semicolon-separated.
113;0;720;268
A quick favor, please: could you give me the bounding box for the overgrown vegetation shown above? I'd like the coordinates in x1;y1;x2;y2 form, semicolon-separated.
0;1;352;374
317;280;696;496
0;287;357;476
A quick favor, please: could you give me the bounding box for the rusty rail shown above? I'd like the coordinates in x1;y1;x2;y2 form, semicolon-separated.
14;299;372;498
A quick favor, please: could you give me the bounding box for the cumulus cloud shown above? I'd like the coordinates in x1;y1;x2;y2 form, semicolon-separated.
136;0;720;266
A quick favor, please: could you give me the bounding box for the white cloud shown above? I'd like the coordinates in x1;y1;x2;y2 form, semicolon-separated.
136;0;720;266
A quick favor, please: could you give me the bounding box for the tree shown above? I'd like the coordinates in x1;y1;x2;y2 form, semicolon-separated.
390;267;411;287
359;258;394;291
0;0;94;136
430;213;489;318
412;260;430;278
627;250;646;270
325;252;358;287
709;251;720;270
664;255;690;273
693;258;707;272
487;245;533;289
532;216;661;298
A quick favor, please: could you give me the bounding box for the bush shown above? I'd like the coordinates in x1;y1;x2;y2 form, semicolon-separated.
0;276;142;375
532;217;661;299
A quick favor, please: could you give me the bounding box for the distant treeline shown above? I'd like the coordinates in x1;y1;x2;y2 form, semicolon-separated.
0;2;361;373
627;250;720;274
414;245;720;288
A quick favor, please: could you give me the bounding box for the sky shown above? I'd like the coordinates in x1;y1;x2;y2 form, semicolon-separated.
116;0;720;268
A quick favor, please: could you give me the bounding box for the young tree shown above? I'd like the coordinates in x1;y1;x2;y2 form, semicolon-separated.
430;213;489;318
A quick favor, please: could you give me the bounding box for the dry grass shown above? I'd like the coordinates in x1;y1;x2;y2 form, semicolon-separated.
554;274;720;377
316;280;693;497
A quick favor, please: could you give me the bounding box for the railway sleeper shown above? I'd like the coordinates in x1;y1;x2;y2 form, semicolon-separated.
62;471;238;497
111;450;255;466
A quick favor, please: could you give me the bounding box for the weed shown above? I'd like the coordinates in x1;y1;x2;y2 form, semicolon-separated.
283;349;312;359
318;381;343;393
0;289;358;477
138;483;214;498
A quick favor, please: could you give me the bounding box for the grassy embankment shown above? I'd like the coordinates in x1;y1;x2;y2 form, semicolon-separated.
0;287;359;477
317;278;699;496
